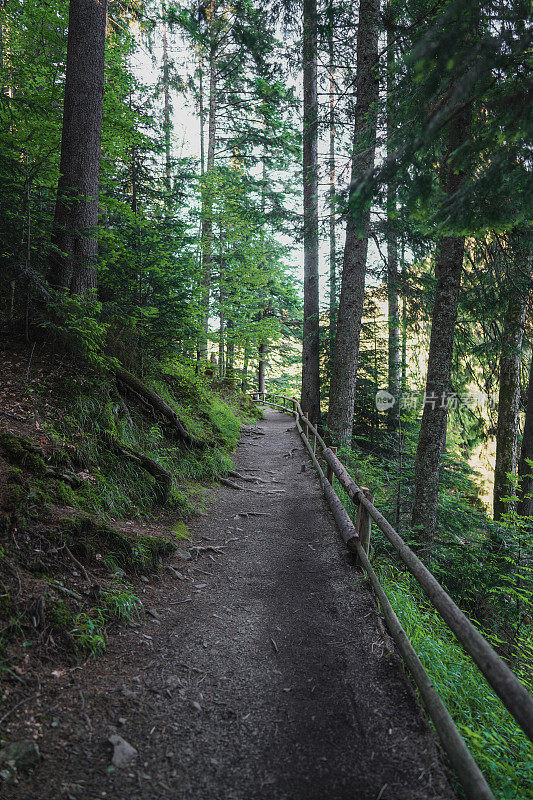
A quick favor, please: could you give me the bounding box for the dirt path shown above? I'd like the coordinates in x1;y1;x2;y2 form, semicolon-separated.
4;408;455;800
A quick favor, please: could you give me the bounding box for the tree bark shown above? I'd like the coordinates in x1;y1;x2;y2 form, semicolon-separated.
411;105;472;544
241;338;250;391
327;0;379;442
258;342;266;394
328;0;336;360
401;244;407;390
198;4;217;363
218;270;225;379
494;292;527;520
198;43;205;178
49;0;108;296
300;0;320;424
226;320;234;382
518;353;533;517
386;17;400;427
162;19;172;196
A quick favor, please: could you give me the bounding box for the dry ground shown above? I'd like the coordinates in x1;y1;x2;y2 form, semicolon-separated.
2;408;455;800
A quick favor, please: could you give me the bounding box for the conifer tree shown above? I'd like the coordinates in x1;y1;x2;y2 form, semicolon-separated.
300;0;320;423
327;0;380;442
49;0;108;296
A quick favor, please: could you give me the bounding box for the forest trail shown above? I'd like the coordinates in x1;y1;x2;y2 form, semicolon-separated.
5;408;454;800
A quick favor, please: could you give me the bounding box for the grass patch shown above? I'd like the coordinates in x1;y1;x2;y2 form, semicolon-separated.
378;567;533;799
47;581;142;659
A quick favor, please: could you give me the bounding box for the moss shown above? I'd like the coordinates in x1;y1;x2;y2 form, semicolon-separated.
49;597;72;629
59;515;175;573
1;482;29;511
33;477;76;507
0;431;47;476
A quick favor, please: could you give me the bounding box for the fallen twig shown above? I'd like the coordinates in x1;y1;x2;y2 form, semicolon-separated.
64;545;93;583
189;545;225;555
234;512;271;518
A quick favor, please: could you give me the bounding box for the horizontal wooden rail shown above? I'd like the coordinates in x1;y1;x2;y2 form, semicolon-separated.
293;406;494;800
253;392;533;800
321;447;533;743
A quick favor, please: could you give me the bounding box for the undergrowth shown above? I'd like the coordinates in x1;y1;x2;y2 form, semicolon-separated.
0;338;259;668
334;436;533;800
378;568;533;799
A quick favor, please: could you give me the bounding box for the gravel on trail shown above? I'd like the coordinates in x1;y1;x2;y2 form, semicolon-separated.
4;407;455;800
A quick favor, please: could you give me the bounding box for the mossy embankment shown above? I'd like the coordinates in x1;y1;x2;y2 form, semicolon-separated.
0;338;261;667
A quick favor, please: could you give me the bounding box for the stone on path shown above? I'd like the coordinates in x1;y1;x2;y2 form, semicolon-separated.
108;734;137;768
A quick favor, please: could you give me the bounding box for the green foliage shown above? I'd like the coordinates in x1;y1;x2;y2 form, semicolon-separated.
41;294;112;371
0;431;47;476
335;420;533;797
100;583;142;622
69;612;106;658
48;581;141;659
379;569;533;799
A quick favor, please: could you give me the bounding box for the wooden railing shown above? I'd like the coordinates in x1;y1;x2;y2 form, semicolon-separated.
252;391;533;800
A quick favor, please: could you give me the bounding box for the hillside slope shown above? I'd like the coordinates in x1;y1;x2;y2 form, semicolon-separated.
0;336;259;676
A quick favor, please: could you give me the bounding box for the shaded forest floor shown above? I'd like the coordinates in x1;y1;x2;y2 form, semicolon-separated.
1;408;455;799
0;336;256;739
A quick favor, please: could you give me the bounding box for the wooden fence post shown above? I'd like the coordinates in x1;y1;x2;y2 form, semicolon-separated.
327;446;337;485
303;411;309;438
356;487;372;563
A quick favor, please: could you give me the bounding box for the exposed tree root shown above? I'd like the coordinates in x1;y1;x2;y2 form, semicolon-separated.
227;470;268;483
115;367;201;447
219;477;243;490
103;433;173;502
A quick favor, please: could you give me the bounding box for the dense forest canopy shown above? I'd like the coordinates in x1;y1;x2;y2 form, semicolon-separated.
0;0;532;795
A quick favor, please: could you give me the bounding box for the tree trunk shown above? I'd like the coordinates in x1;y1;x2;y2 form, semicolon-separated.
49;0;108;296
162;19;171;196
198;11;217;363
386;19;400;427
198;43;205;178
518;353;533;517
258;342;266;394
195;37;205;371
327;0;379;442
494;292;527;520
401;245;407;390
328;0;336;360
226;321;234;382
411;105;472;544
241;338;250;391
218;280;225;379
300;0;320;424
